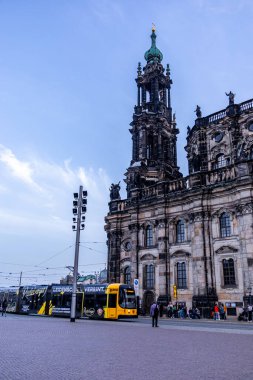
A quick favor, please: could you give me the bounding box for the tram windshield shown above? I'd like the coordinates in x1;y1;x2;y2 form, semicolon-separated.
119;286;136;309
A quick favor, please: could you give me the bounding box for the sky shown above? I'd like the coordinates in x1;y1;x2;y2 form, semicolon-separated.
0;0;252;286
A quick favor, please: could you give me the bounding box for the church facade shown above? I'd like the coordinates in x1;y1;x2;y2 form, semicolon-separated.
105;28;253;316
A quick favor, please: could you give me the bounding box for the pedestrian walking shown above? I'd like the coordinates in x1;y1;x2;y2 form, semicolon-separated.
223;304;227;320
1;298;7;317
248;304;252;322
214;303;220;320
195;307;201;319
220;304;226;320
167;302;173;318
150;301;159;327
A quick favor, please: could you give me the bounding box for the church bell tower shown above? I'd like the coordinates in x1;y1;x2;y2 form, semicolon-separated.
125;27;182;197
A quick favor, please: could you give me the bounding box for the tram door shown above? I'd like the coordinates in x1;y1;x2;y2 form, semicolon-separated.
106;293;117;319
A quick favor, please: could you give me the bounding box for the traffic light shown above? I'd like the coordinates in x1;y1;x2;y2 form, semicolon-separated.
173;285;177;298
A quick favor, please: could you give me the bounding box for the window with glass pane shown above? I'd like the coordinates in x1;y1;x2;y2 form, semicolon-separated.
176;220;185;243
250;146;253;159
146;135;153;159
143;265;154;289
146;225;153;247
124;266;131;285
223;258;235;286
217;154;226;168
220;213;231;237
177;262;187;289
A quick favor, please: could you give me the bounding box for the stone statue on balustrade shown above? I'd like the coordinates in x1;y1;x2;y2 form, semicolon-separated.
195;105;202;118
225;91;235;105
110;182;121;201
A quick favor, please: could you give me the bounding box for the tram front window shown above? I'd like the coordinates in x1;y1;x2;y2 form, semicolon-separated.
119;288;136;309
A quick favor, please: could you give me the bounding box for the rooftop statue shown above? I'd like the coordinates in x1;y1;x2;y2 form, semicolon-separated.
195;105;202;118
110;182;121;201
225;91;235;105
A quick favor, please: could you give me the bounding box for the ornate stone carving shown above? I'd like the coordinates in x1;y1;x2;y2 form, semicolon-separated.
236;203;253;215
215;246;238;254
140;253;156;261
171;250;191;258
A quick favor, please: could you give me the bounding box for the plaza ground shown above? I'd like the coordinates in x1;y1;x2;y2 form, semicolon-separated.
0;315;252;380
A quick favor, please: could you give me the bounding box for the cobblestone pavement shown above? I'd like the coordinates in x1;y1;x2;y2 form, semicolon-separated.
0;315;252;380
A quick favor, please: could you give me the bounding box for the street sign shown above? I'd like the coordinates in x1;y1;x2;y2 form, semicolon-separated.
134;279;139;296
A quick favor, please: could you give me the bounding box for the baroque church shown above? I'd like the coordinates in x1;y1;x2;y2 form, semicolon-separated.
105;28;253;316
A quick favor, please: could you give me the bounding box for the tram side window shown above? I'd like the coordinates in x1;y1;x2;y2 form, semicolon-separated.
119;288;126;308
76;293;84;310
96;294;107;308
84;294;95;309
63;294;71;307
52;295;61;307
108;294;117;308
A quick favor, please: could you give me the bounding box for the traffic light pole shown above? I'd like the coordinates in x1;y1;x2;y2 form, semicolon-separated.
70;185;83;322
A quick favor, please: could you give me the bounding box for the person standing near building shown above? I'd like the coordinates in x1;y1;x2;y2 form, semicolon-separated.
1;298;7;317
214;303;220;320
159;303;163;318
220;304;225;320
223;304;227;320
150;301;159;327
167;302;173;318
248;304;252;322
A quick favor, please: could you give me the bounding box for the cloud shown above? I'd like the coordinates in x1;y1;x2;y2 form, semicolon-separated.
0;144;111;238
0;144;42;191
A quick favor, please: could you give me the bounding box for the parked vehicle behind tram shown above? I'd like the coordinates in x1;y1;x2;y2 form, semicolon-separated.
81;283;137;320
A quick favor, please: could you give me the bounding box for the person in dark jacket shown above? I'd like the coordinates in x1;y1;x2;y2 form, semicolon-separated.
2;298;7;317
159;303;163;318
150;301;159;327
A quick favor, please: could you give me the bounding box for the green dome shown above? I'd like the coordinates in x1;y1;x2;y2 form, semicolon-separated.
144;29;163;63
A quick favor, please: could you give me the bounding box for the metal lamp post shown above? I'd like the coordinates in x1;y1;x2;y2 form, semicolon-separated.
70;185;87;322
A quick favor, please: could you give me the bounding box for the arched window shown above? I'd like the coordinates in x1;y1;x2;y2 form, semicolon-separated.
222;258;236;286
176;220;185;243
220;212;231;237
143;264;154;289
146;135;153;159
177;262;187;289
146;225;153;247
124;266;131;285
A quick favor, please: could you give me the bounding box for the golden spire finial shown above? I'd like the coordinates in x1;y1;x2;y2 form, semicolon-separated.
152;23;156;32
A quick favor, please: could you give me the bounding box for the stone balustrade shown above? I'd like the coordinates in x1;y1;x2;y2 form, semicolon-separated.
206;166;236;185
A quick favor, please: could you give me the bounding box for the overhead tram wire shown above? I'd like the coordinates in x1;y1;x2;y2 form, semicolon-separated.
35;244;74;266
80;241;106;244
0;244;75;270
79;244;106;255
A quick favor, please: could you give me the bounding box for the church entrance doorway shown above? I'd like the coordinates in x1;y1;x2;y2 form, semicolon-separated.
142;290;155;315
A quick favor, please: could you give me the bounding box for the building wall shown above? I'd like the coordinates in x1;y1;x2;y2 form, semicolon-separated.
105;32;253;316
